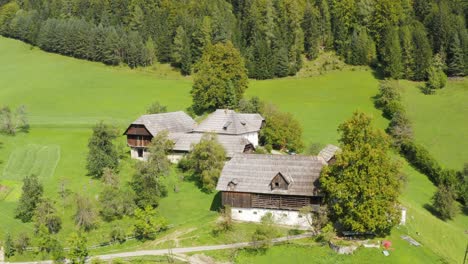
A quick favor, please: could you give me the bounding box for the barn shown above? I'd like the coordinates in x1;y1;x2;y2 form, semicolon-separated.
216;152;338;228
123;109;264;161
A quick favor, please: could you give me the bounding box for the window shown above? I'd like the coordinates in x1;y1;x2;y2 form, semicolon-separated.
253;211;257;215
238;210;242;213
275;182;279;187
137;148;143;158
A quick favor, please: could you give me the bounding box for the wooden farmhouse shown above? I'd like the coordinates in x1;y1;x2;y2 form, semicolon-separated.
123;109;264;162
216;147;339;228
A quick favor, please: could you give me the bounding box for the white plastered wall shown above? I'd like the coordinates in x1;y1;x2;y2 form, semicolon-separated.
231;207;311;229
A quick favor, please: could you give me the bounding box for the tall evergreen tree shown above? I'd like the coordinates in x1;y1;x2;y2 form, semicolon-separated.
15;174;44;222
381;28;403;79
447;33;465;76
172;26;192;75
303;1;320;60
400;26;415;80
411;22;433;81
86;122;118;178
131;131;173;208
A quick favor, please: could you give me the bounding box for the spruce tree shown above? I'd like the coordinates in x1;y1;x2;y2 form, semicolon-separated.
447;33;465;76
102;27;120;65
131;131;173;208
411;22;433;81
15;174;44;222
400;26;415;80
86;122;118;178
303;2;320;60
382;28;403;79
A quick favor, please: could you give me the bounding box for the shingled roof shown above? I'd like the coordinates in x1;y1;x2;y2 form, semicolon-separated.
169;133;253;157
126;111;196;136
318;144;341;162
194;109;264;135
216;154;327;196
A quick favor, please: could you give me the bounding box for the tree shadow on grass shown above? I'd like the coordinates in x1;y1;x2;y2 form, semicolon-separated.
423;203;442;219
210;191;222;212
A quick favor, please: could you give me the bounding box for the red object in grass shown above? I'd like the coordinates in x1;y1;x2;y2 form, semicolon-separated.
382;240;392;249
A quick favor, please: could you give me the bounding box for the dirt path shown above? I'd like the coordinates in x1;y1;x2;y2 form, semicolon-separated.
7;233;313;264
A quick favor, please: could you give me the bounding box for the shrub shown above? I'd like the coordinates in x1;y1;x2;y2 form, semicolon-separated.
14;233;30;255
432;184;457;220
251;213;278;251
133;206;168;240
213;205;233;235
109;225;127;244
146;101;167;114
400;141;442;184
387;112;413;148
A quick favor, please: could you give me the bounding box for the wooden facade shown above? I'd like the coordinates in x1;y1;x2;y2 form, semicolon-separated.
125;124;153;147
221;191;321;211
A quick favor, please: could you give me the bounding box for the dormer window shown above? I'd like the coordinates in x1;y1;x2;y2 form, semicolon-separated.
228;178;238;190
271;172;291;190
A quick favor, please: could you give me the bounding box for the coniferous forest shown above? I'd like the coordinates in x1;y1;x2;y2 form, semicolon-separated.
0;0;467;80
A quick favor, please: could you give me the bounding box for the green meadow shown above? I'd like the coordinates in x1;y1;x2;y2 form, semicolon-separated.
400;80;468;170
0;36;467;263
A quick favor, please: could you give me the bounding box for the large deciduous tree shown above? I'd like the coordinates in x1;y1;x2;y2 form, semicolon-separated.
183;133;226;192
86;122;119;178
260;104;304;153
191;42;248;114
320;112;402;236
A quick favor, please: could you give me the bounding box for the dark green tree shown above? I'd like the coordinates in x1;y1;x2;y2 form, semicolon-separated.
4;232;15;258
260;104;304;152
381;28;403;79
102;27;121;65
302;2;320;60
191;42;248;114
67;232;88;264
172;26;192;75
131;131;173;208
447;33;465;76
146;101;168;114
184;133;226;192
320;112;402;235
99;185;135;221
411;22;433;81
432;184;457;220
133;205;168;240
15;174;43;222
86;122;118;178
34;199;62;234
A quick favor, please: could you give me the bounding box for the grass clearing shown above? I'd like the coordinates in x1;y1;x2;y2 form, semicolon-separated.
2;144;60;181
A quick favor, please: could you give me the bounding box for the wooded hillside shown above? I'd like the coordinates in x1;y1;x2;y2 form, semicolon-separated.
0;0;467;79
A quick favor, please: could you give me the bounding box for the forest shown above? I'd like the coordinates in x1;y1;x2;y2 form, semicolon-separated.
0;0;467;80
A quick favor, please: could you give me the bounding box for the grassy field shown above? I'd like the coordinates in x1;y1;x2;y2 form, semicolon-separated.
0;36;467;263
400;80;468;170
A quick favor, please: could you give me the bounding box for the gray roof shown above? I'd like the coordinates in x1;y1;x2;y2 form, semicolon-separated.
194;109;264;135
216;154;327;196
130;111;196;136
169;133;253;158
318;144;341;162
